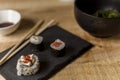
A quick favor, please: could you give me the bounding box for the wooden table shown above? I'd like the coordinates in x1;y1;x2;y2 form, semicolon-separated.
1;0;120;80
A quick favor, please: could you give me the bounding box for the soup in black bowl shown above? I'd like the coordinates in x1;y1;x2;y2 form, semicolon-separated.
74;0;120;37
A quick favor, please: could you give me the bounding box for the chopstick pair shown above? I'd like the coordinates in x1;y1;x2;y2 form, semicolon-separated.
0;19;57;66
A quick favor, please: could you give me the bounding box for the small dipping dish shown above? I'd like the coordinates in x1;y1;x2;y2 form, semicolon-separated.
0;9;21;36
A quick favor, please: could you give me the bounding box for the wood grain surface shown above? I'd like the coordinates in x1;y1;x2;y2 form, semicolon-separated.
0;0;120;80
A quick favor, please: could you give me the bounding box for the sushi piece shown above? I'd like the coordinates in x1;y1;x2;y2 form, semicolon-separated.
16;54;40;76
50;39;65;56
30;35;44;51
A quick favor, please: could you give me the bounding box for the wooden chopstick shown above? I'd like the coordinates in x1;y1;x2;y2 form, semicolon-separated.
0;20;44;64
35;20;56;35
0;20;57;66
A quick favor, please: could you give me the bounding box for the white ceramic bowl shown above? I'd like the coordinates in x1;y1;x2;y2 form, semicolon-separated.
0;9;21;36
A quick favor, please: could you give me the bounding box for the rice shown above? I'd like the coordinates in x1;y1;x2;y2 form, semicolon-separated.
30;35;43;45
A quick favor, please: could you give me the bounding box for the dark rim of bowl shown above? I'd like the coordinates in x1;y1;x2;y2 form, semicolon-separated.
75;0;120;20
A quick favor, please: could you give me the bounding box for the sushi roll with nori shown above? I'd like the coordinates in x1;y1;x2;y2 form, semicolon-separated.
50;39;65;56
16;54;40;76
30;35;44;51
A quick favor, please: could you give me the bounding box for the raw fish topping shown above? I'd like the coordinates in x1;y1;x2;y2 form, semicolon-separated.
52;41;62;47
19;54;35;66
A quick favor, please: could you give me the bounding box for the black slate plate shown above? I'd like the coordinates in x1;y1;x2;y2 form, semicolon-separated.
0;26;93;80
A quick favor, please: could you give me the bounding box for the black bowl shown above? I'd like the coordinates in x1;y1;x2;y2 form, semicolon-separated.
74;0;120;37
